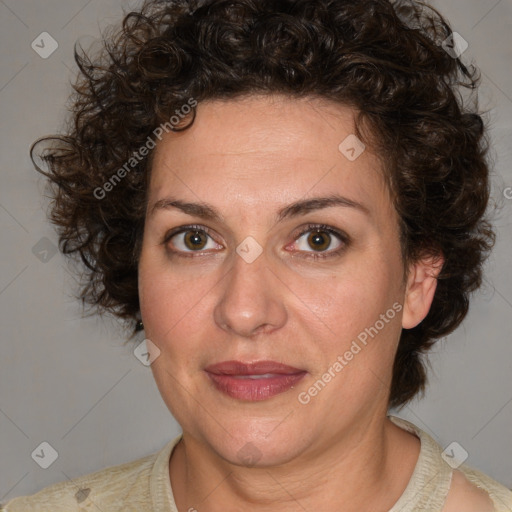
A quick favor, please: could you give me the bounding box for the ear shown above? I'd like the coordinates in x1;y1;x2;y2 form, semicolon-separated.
402;253;444;329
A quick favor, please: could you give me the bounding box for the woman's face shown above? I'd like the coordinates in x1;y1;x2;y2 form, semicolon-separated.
139;95;416;466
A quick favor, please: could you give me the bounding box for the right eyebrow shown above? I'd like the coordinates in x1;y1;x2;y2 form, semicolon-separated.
150;198;222;221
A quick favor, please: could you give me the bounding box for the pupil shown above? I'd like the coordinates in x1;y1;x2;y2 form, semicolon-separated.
308;231;330;251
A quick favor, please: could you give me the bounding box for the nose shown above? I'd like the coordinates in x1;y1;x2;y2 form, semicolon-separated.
213;248;287;338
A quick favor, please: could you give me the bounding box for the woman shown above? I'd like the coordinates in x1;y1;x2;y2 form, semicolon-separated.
2;0;511;510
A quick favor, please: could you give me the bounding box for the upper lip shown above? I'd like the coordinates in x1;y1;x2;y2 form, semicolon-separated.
204;360;305;375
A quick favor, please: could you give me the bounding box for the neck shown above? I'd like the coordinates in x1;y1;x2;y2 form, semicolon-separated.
169;415;420;512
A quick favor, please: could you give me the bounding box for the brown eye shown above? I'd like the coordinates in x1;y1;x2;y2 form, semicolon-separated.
306;230;331;251
183;230;208;250
166;227;221;253
292;225;346;258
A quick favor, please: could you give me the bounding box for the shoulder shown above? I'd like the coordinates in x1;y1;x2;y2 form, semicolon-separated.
0;450;159;511
388;415;512;512
443;465;512;512
442;470;496;512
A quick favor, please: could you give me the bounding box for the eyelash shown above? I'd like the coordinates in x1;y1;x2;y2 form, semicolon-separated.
162;223;349;260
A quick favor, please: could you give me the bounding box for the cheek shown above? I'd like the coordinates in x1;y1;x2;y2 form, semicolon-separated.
138;259;213;409
140;268;198;336
300;276;402;408
293;257;402;340
138;253;220;363
295;257;404;392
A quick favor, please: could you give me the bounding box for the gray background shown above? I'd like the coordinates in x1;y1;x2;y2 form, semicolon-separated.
1;0;511;501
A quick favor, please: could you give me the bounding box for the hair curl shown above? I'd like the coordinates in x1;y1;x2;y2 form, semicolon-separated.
32;0;495;408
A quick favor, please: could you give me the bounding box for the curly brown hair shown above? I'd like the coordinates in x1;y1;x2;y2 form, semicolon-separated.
32;0;495;408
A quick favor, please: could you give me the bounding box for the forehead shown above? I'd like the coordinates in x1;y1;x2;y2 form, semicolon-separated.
153;95;359;162
148;95;392;217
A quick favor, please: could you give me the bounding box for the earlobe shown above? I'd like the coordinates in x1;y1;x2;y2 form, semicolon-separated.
402;253;444;329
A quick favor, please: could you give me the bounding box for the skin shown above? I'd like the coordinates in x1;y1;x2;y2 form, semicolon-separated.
137;94;477;511
443;471;495;511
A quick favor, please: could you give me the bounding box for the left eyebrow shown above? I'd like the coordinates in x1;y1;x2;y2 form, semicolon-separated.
149;194;370;222
276;194;370;222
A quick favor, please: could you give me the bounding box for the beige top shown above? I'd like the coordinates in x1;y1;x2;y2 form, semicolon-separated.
2;416;511;511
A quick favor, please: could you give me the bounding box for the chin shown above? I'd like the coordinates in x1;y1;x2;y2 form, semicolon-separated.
201;417;311;468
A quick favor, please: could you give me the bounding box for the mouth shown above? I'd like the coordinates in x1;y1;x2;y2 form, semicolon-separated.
204;360;307;401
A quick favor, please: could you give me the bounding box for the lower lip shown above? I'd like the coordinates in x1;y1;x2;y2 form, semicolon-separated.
206;372;307;401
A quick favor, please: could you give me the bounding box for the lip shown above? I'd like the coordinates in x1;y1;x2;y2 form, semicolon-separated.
204;360;307;401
